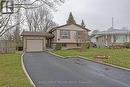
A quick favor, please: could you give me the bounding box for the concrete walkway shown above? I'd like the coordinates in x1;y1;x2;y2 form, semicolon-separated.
23;52;130;87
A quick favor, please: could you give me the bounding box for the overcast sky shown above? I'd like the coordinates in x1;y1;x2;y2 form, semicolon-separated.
53;0;130;31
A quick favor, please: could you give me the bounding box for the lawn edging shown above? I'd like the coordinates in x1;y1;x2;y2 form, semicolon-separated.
49;52;130;71
21;53;36;87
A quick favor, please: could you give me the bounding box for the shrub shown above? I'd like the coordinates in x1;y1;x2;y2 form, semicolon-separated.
86;42;90;49
124;42;130;49
18;46;23;51
54;43;62;50
80;43;90;51
109;45;114;49
90;42;97;48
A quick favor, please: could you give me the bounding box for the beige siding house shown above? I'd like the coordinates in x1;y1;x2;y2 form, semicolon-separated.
21;13;91;52
49;23;90;49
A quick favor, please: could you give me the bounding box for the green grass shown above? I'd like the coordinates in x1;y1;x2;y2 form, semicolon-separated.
53;48;130;69
0;54;32;87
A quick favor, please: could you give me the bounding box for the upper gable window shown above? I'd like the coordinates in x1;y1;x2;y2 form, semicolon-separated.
60;30;70;39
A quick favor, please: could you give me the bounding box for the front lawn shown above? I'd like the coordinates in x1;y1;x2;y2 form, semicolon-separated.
0;54;32;87
53;48;130;69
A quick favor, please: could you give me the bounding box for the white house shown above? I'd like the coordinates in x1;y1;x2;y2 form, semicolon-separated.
94;28;130;48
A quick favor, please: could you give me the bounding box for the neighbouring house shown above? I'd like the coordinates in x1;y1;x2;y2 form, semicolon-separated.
48;12;91;49
0;40;16;53
21;31;53;52
93;27;130;48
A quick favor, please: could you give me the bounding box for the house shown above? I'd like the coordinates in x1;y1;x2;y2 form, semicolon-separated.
21;13;91;52
49;13;91;49
94;27;130;48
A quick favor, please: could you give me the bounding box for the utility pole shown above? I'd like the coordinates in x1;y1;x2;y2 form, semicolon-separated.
112;17;114;29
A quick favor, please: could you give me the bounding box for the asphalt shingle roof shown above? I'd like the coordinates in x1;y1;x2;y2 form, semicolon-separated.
95;29;130;35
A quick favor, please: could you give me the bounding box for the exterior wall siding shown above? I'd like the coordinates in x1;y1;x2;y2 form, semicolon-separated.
62;43;80;49
96;36;106;48
127;34;130;42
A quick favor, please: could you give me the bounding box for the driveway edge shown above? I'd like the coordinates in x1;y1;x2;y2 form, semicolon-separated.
21;53;36;87
49;52;130;71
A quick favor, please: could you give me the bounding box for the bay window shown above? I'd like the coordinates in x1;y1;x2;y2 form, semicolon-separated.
114;35;127;43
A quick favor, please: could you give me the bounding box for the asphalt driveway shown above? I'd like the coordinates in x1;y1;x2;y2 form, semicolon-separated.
23;52;130;87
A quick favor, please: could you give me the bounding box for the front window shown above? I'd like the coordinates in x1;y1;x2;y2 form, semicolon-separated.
77;43;81;47
62;43;67;47
114;35;127;43
60;30;70;39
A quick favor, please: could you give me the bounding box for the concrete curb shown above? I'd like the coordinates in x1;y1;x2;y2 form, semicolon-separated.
48;51;67;59
78;56;130;71
21;53;36;87
49;52;130;71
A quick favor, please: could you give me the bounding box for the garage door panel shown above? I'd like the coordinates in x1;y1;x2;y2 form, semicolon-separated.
26;40;43;52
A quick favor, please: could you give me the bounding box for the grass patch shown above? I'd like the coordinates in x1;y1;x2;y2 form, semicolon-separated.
53;48;130;69
0;54;32;87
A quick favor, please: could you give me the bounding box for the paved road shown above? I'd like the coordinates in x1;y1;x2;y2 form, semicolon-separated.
23;52;130;87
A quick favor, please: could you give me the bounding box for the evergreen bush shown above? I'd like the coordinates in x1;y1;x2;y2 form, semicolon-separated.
124;42;130;49
54;43;62;50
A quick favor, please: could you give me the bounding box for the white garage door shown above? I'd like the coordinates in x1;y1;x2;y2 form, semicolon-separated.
26;40;43;52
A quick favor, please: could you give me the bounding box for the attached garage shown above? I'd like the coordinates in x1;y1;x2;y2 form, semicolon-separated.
21;31;53;52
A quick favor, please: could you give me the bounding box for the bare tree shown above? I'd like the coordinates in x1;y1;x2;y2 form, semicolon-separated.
0;0;64;52
0;0;64;37
25;7;57;32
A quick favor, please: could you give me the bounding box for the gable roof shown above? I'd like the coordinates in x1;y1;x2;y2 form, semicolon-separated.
21;31;48;36
95;29;130;35
49;23;91;33
21;31;54;39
